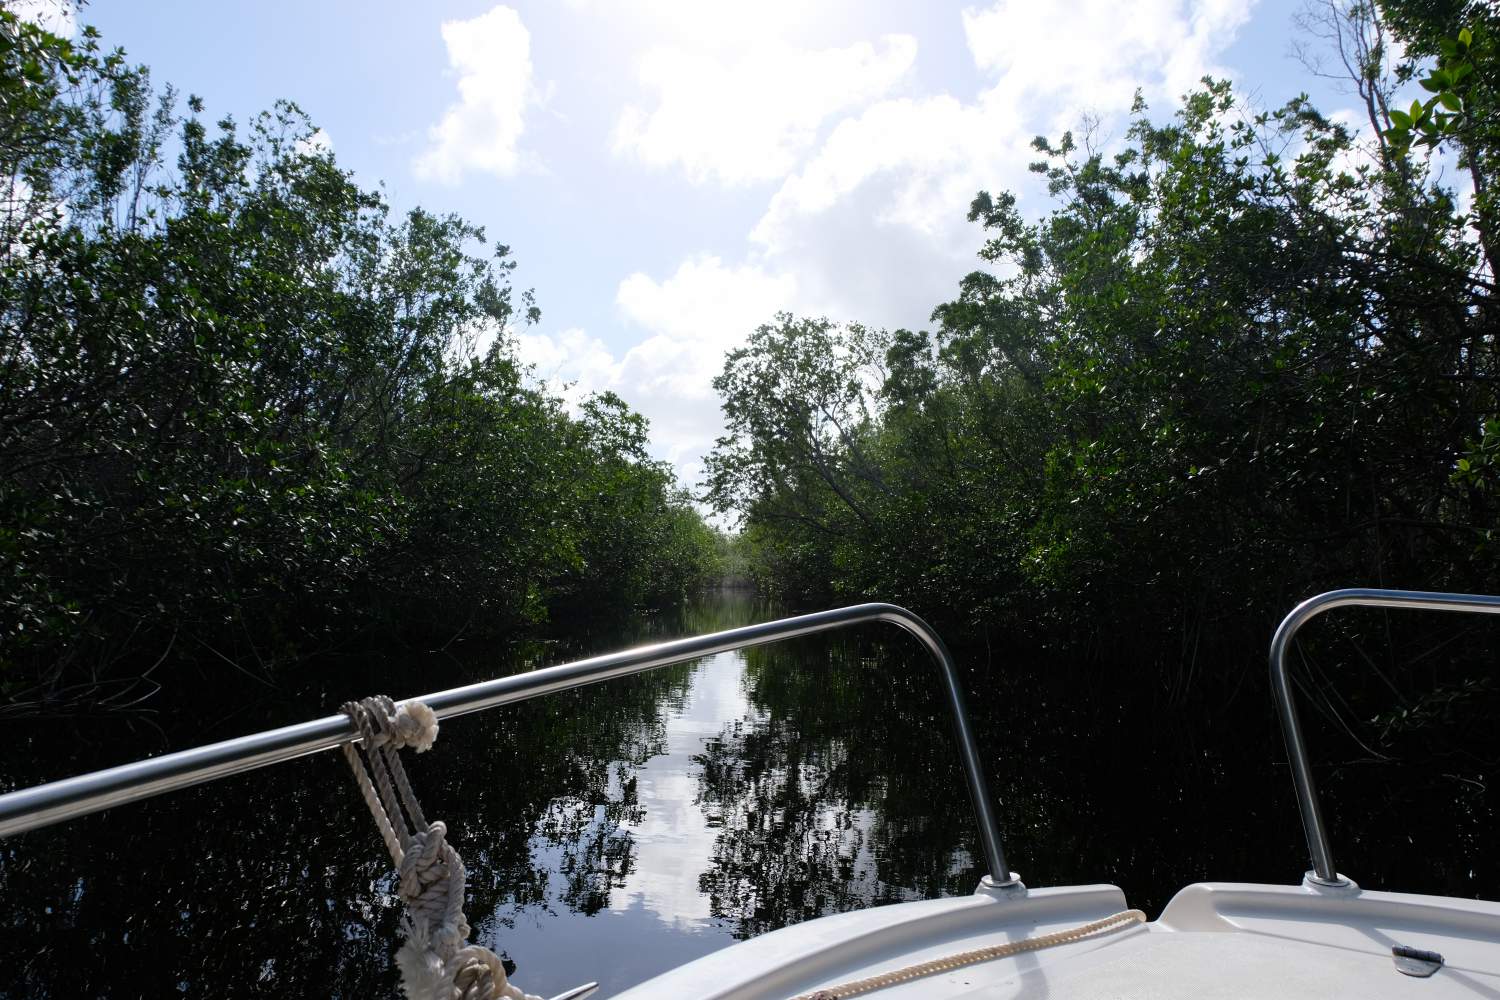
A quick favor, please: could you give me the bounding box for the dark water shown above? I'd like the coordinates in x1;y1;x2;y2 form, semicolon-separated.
0;590;1494;997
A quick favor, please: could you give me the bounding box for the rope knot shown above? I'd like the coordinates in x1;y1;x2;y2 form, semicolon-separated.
399;821;451;898
340;695;541;1000
448;945;508;1000
389;699;439;753
346;694;439;752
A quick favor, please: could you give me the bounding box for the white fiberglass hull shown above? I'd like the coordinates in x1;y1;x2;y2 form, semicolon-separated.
612;879;1500;999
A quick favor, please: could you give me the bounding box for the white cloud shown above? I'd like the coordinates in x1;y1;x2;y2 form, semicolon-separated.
295;128;333;156
963;0;1253;120
753;94;1021;245
516;257;801;484
531;0;1260;488
414;5;533;183
514;326;620;406
745;93;1027;332
1323;108;1380;180
564;0;839;49
10;0;74;35
610;256;801;467
614;35;917;185
746;0;1257;330
616;254;798;350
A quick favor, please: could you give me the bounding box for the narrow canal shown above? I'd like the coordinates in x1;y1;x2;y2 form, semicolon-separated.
1;590;1493;996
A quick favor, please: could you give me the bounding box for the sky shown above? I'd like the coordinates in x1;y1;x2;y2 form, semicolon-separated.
54;0;1384;495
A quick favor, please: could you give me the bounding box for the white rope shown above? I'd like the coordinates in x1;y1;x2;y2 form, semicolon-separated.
790;908;1148;999
342;696;542;1000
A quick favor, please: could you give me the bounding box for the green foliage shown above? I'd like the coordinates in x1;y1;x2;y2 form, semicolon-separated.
710;6;1499;666
1379;0;1499;277
0;11;719;699
1384;24;1479;155
1454;418;1500;492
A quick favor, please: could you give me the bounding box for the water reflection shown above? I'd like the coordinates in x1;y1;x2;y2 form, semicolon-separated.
0;590;1494;998
480;652;754;994
473;596;981;995
695;636;976;939
0;591;958;998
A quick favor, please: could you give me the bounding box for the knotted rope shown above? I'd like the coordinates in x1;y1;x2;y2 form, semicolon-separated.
341;695;541;1000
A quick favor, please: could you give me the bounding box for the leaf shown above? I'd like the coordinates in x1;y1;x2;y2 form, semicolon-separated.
1439;92;1462;112
1388;109;1412;128
1458;26;1472;47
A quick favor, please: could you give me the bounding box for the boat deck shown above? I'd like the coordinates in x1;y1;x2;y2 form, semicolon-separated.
612;880;1500;999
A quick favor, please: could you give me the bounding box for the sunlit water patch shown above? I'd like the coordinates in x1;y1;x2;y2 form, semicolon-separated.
481;653;752;994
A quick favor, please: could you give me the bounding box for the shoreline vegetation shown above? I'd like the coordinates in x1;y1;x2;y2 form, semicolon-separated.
1;0;1496;805
707;3;1499;762
0;9;725;715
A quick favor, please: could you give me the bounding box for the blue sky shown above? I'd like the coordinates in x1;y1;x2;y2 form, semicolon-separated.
57;0;1382;492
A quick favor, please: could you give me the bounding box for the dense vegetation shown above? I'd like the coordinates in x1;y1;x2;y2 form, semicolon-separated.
0;10;720;708
708;1;1499;691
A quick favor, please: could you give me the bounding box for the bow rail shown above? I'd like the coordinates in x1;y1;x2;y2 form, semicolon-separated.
0;602;1020;888
1271;588;1500;886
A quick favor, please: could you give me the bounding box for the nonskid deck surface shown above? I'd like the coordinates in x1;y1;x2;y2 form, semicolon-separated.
987;932;1467;999
611;882;1500;999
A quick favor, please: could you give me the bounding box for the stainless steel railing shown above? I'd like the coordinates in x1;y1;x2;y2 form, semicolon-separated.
0;602;1022;889
1270;588;1500;886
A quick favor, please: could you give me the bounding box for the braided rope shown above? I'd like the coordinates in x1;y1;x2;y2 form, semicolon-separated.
792;908;1147;999
342;697;541;1000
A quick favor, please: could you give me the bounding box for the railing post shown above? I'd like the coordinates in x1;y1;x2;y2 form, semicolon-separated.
876;607;1018;889
1269;588;1500;887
